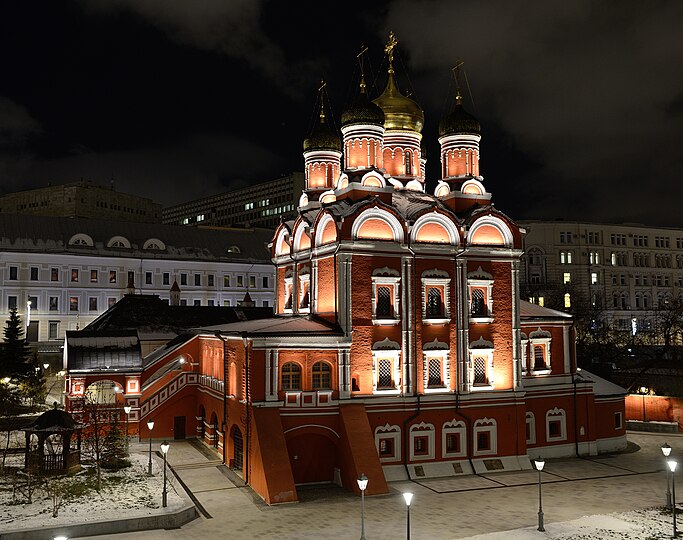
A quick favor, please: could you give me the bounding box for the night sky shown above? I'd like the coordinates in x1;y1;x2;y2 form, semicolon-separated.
1;1;682;226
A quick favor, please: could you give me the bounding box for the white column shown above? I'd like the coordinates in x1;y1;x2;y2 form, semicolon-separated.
563;326;571;374
511;260;522;390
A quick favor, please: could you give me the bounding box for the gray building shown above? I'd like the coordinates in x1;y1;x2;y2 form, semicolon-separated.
162;172;304;229
520;220;683;330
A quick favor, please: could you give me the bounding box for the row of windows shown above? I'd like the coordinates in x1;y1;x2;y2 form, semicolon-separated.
5;266;271;289
555;232;683;249
281;362;331;390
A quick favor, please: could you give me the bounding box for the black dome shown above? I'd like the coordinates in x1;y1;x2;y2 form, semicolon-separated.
341;89;384;128
30;408;76;430
303;115;341;153
438;103;481;137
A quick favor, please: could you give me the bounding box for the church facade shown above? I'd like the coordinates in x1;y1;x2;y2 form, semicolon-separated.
65;35;626;504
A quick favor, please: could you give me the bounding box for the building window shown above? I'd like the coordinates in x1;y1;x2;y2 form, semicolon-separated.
127;271;134;285
49;297;58;311
109;270;117;284
591;272;598;285
376;286;392;317
467;268;494;322
559;251;572;264
546;408;567;441
379;438;394;457
426;287;443;318
533;346;546;370
427;358;442;387
377;358;393;388
108;297;116;309
473;357;488;385
284;277;293;311
375;424;401;462
564;293;571;308
163;272;170;286
614;412;623;430
180;273;187;286
48;321;59;340
30;267;39;281
193;299;201;306
249;276;256;288
8;266;18;280
443;420;466;458
51;267;59;281
409;423;435;461
208;274;214;287
224;275;231;288
145;272;152;285
414;436;428;455
563;272;571;284
237;275;244;287
372;270;400;324
71;269;79;282
471;288;486;316
194;273;201;286
526;413;536;444
69;297;79;312
89;297;98;311
281;362;301;390
262;276;269;288
8;296;17;310
473;418;497;455
312;362;331;390
299;273;311;311
27;296;37;310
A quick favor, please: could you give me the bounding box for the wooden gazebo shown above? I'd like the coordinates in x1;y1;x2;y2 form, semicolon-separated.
24;405;83;474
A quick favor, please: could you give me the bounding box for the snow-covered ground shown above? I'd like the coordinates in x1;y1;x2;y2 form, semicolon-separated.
462;507;679;539
0;452;185;532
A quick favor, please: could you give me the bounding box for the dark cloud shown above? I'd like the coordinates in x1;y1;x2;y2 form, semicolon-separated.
384;0;683;224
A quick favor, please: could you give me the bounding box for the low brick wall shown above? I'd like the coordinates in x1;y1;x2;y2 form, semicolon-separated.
625;394;683;432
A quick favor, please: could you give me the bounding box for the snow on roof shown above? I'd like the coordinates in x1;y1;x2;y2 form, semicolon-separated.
575;369;627;397
519;300;573;320
201;315;342;336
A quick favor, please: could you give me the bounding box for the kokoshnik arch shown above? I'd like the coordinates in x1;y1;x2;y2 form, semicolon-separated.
64;33;627;504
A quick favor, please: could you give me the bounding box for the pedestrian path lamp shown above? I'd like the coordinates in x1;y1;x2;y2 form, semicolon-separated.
160;441;170;508
357;473;368;540
534;456;546;532
123;406;132;452
669;459;678;538
663;443;673;510
403;492;413;540
147;420;155;476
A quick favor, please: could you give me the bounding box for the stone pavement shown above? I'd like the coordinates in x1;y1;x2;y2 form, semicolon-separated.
78;432;682;540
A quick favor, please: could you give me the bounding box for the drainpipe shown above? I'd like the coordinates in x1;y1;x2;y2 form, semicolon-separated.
215;332;229;465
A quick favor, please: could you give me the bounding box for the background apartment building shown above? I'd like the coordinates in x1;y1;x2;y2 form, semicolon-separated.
0;213;275;356
162;172;304;229
520;220;683;330
0;180;161;223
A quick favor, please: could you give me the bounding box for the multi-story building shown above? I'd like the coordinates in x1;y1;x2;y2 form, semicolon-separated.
161;173;304;229
520;220;683;330
65;35;626;505
0;180;162;223
0;213;275;352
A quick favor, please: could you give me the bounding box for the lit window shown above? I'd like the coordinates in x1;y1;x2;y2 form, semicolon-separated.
538;296;545;307
71;269;79;282
591;272;598;285
377;358;393;388
281;362;301;390
563;272;571;284
427;358;442;387
312;362;331;390
426;288;443;318
564;293;571;308
69;297;79;312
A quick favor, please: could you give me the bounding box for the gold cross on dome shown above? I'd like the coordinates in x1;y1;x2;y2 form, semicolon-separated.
385;31;398;66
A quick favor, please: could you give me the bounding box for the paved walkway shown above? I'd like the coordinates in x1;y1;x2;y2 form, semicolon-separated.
79;432;682;539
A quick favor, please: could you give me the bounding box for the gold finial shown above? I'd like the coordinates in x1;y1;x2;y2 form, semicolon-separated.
318;79;327;122
384;31;398;74
357;44;369;92
451;58;464;104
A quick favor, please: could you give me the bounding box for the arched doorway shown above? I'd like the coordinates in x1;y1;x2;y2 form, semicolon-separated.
232;427;243;473
286;432;337;485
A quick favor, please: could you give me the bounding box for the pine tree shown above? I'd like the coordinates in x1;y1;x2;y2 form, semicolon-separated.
21;351;47;407
1;308;32;381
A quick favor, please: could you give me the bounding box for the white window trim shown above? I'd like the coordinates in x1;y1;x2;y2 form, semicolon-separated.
529;328;552;375
372;275;401;325
546;407;567;442
283;276;294;314
526;412;536;444
421;273;451;324
442;419;467;458
423;347;450;394
409;422;435;461
372;348;401;395
298;273;310;313
473;418;497;456
468;338;495;391
467;267;494;323
375;424;401;463
614;411;623;430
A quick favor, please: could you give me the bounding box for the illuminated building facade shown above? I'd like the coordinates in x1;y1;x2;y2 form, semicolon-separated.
65;35;626;504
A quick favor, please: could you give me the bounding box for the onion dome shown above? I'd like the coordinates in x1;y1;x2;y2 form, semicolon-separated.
341;79;385;128
373;72;424;133
438;95;481;137
303;108;341;152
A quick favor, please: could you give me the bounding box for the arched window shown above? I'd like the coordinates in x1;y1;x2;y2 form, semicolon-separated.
471;289;486;317
427;288;443;318
533;345;546;370
312;362;331;389
473;357;488;385
376;286;392;317
281;363;301;390
405;150;412;175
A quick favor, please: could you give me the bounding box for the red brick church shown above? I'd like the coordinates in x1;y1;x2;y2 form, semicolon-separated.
65;34;626;504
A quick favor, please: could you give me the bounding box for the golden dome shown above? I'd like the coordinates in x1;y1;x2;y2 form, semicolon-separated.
372;70;424;133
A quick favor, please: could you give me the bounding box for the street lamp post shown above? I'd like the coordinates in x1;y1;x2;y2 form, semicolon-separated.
160;441;170;508
640;386;649;422
147;420;155;476
357;473;368;540
669;459;678;538
123;406;132;452
663;443;673;511
403;492;413;540
534;456;546;532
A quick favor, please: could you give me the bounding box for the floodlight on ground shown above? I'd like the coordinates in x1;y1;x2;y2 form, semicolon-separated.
53;536;68;540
